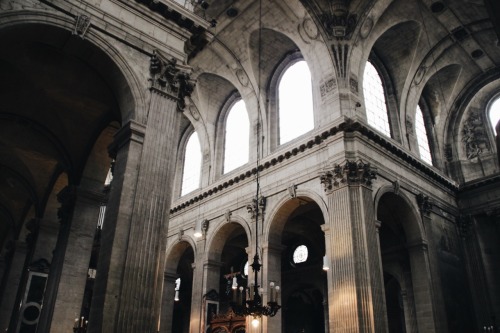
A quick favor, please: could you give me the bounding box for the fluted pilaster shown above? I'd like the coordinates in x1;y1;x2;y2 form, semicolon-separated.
320;160;386;333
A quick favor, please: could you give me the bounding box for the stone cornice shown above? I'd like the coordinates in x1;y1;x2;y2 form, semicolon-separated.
170;119;459;214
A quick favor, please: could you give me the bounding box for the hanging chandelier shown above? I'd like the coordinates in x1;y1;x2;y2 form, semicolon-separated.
228;0;280;326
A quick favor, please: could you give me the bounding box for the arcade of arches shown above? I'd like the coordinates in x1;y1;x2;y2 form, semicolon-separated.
1;0;500;332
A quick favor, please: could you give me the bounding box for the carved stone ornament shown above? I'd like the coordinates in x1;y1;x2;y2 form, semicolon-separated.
332;44;349;78
321;0;357;40
392;180;400;195
246;196;266;220
320;160;377;192
406;116;414;135
288;184;297;198
461;108;490;161
457;215;473;239
224;209;232;222
73;14;91;39
149;50;196;111
416;193;433;216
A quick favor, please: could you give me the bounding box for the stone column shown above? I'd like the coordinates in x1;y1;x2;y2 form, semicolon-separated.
201;260;223;332
406;242;436;333
50;185;105;333
319;160;387;333
160;271;178;333
88;54;195;333
261;243;284;333
0;240;28;331
321;225;332;333
37;186;76;333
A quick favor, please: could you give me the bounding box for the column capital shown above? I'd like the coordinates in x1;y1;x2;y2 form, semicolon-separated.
320;159;377;193
203;259;224;269
108;120;146;158
262;243;286;255
148;50;196;111
406;240;428;253
416;193;433;217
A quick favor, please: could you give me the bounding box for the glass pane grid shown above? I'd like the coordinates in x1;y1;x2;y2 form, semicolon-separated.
181;132;202;196
415;106;433;165
224;100;250;173
279;61;314;145
363;62;391;137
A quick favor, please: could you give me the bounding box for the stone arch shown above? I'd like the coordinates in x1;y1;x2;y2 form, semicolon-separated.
205;218;250;263
265;190;328;245
374;185;425;245
375;188;437;332
0;14;144;123
164;239;197;275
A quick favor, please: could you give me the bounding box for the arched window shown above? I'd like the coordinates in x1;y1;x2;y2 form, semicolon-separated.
278;60;314;145
415;105;432;165
489;96;500;134
224;99;249;173
181;132;202;196
363;61;391;137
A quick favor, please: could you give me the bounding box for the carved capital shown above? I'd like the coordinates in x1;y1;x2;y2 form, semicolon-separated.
320;160;377;193
416;193;433;216
149;51;196;111
246;196;266;220
321;0;357;40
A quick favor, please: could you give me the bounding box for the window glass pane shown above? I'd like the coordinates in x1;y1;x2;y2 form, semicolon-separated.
279;61;314;145
224;100;249;173
292;245;308;264
363;62;391;137
490;97;500;135
415;105;433;165
181;132;201;196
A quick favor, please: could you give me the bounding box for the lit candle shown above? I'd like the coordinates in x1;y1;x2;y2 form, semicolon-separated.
239;286;244;305
269;282;275;302
74;318;78;328
275;286;280;301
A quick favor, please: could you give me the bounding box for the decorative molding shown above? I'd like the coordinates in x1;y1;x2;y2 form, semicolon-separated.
224;209;232;222
462;108;490;161
457;215;473;238
332;44;349;78
416;193;433;216
444;144;453;162
406;116;414;135
178;229;184;241
349;76;358;95
170;120;458;214
149;51;196;111
246;196;266;220
288;184;297;198
321;0;357;40
320;160;377;193
73;14;91;39
392;180;400;195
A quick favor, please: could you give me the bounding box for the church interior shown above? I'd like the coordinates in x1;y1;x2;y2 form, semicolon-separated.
1;0;500;332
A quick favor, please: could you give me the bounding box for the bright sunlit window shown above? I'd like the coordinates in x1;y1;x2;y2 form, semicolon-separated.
278;60;314;145
363;61;391;137
292;245;308;264
490;97;500;135
181;132;202;196
415;105;433;165
224;100;249;173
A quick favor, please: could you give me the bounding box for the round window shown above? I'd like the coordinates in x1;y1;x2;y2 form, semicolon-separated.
292;245;308;264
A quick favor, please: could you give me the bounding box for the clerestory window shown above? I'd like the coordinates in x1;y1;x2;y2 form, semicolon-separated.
489;96;500;135
224;99;249;174
278;60;314;145
415;105;433;165
363;61;391;137
181;132;202;196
